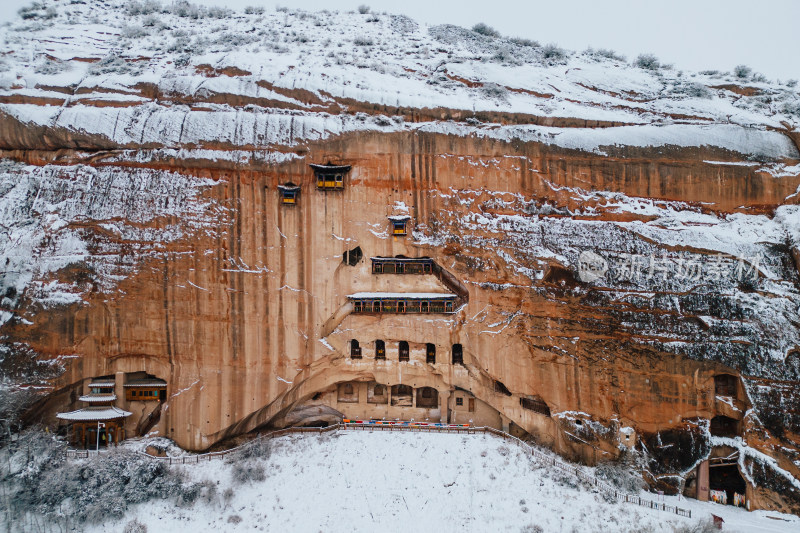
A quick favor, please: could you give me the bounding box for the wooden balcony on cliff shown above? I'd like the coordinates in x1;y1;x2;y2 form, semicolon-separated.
388;215;410;236
348;292;456;314
277;182;300;205
371;256;433;274
124;378;167;402
311;162;351;190
520;396;551;417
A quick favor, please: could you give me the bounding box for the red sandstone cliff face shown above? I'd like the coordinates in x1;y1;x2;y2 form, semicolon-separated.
1;1;800;514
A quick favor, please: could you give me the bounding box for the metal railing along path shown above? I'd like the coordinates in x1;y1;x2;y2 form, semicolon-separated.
64;420;691;518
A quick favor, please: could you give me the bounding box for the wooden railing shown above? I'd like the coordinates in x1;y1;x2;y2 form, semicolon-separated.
64;421;690;518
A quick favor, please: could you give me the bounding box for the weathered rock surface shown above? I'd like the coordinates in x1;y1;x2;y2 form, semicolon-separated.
1;1;799;514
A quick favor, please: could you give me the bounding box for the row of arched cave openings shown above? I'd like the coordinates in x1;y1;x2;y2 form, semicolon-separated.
349;339;463;365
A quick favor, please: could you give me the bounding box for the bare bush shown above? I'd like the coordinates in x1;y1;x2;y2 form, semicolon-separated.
244;6;264;15
18;3;57;20
670;81;712;99
734;64;752;79
35;57;70;75
123;519;148;533
232;462;266;483
0;434;214;528
542;43;567;64
480;82;509;101
782;101;800;118
585;47;625;62
509;37;539;48
472;22;500;38
126;0;162;16
634;53;661;70
121;24;149;39
89;54;143;75
358;4;370;14
595;450;645;493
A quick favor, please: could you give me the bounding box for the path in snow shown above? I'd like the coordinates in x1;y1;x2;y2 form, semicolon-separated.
89;431;799;533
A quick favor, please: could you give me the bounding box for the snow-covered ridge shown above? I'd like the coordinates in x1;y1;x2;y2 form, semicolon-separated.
0;1;798;157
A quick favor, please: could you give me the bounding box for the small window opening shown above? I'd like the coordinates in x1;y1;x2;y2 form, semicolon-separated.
399;341;410;362
391;220;408;236
452;343;463;365
375;340;386;360
350;339;361;359
278;183;300;205
342;246;363;266
426;343;436;364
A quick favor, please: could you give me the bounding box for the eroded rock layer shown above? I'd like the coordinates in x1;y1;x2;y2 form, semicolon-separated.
1;1;799;514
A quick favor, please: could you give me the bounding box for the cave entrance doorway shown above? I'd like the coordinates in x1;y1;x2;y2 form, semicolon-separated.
416;387;438;408
709;415;740;438
391;385;412;407
709;462;747;507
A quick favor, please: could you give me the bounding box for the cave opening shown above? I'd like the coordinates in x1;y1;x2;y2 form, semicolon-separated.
375;340;385;359
426;343;436;364
710;415;740;438
416;387;438;408
398;341;409;361
452;343;463;365
709;463;747;506
714;374;738;397
342;246;363;266
350;339;361;359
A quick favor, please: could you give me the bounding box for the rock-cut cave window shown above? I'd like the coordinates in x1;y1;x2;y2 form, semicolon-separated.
426;343;436;364
452;344;463;365
399;341;410;362
342;246;362;266
350;339;361;358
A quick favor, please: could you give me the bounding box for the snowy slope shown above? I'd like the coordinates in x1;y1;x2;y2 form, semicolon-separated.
0;1;798;156
86;431;800;533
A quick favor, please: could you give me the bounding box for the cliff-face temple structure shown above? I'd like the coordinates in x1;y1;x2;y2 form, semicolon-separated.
1;1;799;515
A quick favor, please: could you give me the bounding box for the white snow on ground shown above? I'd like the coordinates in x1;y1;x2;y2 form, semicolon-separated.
1;2;799;157
90;431;799;533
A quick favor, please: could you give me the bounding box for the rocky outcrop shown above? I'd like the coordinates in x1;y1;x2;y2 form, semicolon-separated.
1;0;800;515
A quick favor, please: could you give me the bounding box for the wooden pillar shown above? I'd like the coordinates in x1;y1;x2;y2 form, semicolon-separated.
439;390;450;423
358;382;367;406
697;461;709;502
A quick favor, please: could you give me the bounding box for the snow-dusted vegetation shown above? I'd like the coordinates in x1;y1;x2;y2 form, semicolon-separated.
0;1;797;151
0;1;799;526
3;429;797;532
